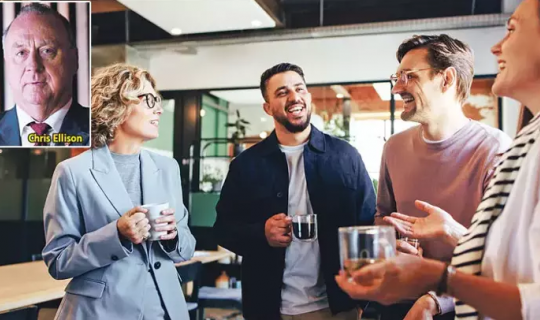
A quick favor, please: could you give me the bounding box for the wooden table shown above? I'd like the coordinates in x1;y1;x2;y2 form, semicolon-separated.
0;250;235;313
176;250;234;267
0;261;69;314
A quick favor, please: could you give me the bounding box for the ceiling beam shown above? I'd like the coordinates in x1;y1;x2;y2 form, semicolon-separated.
254;0;284;27
90;0;127;14
330;85;361;110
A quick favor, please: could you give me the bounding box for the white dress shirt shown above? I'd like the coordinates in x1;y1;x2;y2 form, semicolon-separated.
482;131;540;320
16;99;72;147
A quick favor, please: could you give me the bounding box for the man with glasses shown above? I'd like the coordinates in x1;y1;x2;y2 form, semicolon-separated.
0;3;89;147
374;34;511;320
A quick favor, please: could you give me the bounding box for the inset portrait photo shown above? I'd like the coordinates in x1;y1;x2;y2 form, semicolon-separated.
0;1;90;147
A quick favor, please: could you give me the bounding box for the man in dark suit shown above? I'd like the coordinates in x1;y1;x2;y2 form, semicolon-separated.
0;3;89;147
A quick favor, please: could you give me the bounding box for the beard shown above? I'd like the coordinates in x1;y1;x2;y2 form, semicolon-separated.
274;109;312;133
400;105;417;121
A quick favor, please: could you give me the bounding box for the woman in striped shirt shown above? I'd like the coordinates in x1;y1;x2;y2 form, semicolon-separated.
335;0;540;319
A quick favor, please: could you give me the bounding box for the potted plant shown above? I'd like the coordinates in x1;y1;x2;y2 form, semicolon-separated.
324;114;349;141
226;110;250;156
200;166;224;192
372;178;379;193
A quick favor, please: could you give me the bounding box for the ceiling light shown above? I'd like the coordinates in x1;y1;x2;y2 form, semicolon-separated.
251;20;262;27
336;93;344;99
200;109;206;117
170;28;182;36
260;117;267;122
259;131;268;139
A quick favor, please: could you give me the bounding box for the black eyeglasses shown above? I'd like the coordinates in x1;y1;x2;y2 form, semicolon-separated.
138;93;162;109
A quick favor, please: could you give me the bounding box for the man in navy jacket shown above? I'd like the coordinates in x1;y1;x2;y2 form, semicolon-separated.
214;63;376;320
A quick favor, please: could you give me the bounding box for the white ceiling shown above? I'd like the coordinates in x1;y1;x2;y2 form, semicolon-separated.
117;0;276;35
210;89;265;105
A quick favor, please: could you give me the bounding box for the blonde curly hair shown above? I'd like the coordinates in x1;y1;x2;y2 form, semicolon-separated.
91;63;157;148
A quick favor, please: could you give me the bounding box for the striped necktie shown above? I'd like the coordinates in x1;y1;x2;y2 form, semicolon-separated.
451;115;540;319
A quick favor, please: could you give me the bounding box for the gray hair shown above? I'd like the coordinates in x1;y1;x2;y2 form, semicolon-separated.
2;3;76;50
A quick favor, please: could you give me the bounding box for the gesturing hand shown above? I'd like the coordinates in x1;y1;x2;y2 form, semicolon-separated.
383;200;461;243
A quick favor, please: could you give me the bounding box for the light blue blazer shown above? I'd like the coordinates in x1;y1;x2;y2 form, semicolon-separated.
42;146;196;319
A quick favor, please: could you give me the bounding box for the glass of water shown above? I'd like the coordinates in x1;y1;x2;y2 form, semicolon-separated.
339;226;396;279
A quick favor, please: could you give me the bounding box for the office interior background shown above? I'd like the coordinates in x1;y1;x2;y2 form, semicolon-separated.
0;0;523;267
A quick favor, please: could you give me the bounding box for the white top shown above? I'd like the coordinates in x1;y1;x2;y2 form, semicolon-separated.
279;142;329;315
482;126;540;320
16;99;72;147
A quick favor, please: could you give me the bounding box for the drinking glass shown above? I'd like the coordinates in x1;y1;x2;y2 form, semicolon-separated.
339;226;396;279
400;236;420;249
291;214;317;242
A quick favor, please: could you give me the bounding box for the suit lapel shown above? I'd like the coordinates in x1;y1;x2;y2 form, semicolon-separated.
89;146;133;217
57;103;90;146
140;150;162;258
140;150;163;206
0;108;22;146
90;147;161;259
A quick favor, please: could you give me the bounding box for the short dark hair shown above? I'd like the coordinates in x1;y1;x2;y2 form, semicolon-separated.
260;63;306;102
397;34;474;103
2;3;76;49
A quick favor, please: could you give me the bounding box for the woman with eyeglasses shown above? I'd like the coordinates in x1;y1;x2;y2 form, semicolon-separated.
336;0;540;319
42;63;196;320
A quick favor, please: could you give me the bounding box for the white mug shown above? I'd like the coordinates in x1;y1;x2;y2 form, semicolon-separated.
141;202;169;241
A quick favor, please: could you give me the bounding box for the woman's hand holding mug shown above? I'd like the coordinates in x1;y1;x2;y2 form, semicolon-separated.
117;206;150;244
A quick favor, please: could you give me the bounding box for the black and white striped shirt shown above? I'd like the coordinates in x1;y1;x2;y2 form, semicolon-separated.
451;114;540;319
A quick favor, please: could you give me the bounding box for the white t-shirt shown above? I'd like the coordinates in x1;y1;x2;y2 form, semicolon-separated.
279;142;329;315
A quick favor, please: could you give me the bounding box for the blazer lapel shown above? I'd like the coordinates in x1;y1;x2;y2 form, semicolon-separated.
91;146;152;260
140;150;163;206
89;146;133;217
140;150;163;257
0;108;22;146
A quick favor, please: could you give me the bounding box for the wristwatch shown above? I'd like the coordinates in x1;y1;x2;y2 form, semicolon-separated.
436;263;457;296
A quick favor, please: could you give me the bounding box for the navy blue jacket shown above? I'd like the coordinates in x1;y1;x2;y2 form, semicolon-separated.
214;125;376;320
0;102;90;146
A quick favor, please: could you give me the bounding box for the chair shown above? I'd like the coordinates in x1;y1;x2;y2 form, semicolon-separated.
176;261;203;320
0;306;38;320
198;286;242;320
